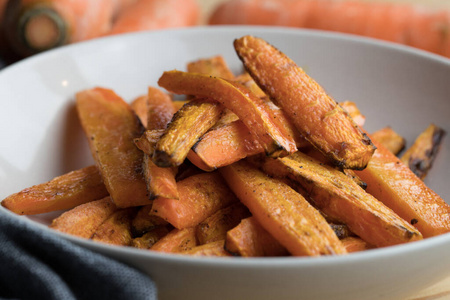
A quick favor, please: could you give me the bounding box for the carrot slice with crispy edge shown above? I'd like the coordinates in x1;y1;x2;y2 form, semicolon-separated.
76;87;150;208
355;134;450;238
130;94;148;127
131;225;171;249
50;196;117;239
400;123;446;180
150;172;239;229
150;227;197;253
263;151;422;247
131;204;168;236
158;70;298;157
142;87;179;199
91;207;138;246
371;126;406;156
339;101;366;128
1;165;108;215
234;35;375;170
220;160;346;256
187;55;236;81
196;202;251;245
152;99;224;167
225;216;289;257
184;240;232;257
341;236;375;253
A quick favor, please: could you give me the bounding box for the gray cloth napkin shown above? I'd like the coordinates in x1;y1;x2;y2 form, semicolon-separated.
0;208;157;300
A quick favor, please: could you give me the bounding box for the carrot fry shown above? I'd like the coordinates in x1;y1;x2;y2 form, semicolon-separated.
134;129;164;155
184;240;232;257
150;227;197;253
131;204;168;236
329;223;355;240
131;226;171;249
151;172;239;229
356;135;450;238
225;217;289;257
91;208;138;246
263;151;423;247
339;101;366;128
1;165;108;215
371;126;406;155
76;87;150;208
50;197;117;239
220;160;347;256
341;236;374;253
234;35;375;169
158;70;298;157
153;99;224;167
187;55;235;81
196;202;251;245
400;123;446;180
107;0;199;35
130;94;149;128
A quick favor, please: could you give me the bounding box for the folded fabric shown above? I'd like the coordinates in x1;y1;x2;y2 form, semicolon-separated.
0;208;157;300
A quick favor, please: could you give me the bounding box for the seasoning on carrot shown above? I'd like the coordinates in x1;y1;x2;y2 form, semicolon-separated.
209;0;450;58
107;0;200;36
234;35;376;170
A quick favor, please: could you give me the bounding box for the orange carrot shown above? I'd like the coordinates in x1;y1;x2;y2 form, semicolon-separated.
150;172;239;229
3;0;113;56
150;227;197;253
355;135;450;238
341;236;374;253
91;208;138;246
1;165;108;215
209;0;450;58
371;126;406;156
183;240;232;257
131;204;168;236
107;0;199;36
130;94;149;127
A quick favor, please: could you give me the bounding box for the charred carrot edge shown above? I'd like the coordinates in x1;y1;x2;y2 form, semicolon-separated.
220;160;347;256
76;87;150;208
341;236;375;253
187;55;236;81
158;70;298;157
50;196;117;239
225;217;289;257
196;202;251;245
131;226;171;249
150;172;238;229
91;207;138;246
131;205;168;236
1;165;108;215
184;240;232;257
234;35;375;169
371;126;406;156
263;151;423;247
150;227;197;253
107;0;199;35
134;129;165;155
400;123;446;180
356;134;450;238
153;99;224;168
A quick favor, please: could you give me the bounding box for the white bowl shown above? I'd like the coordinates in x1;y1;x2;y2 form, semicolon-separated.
1;26;449;300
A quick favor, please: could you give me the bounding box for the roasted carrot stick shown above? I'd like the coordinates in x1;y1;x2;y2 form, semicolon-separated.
3;0;113;57
76;87;150;208
150;172;238;229
341;236;374;253
220;160;347;256
400;123;446;180
187;55;236;81
131;225;171;249
158;70;298;158
355;135;450;238
91;208;138;246
1;165;108;215
209;0;450;58
130;94;149;127
234;35;375;170
50;197;117;239
225;217;289;257
262;151;423;248
183;240;232;257
150;227;197;253
371;126;406;156
131;204;168;236
107;0;199;35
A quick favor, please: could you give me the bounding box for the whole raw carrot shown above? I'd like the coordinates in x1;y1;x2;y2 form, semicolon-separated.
107;0;200;35
2;0;114;57
209;0;450;58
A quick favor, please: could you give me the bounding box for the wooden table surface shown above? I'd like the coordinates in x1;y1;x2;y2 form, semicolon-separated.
197;0;450;299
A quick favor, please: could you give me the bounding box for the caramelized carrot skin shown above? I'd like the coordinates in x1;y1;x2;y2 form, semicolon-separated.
76;87;150;208
220;160;347;256
150;227;197;253
234;35;375;170
1;165;108;215
356;136;450;238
